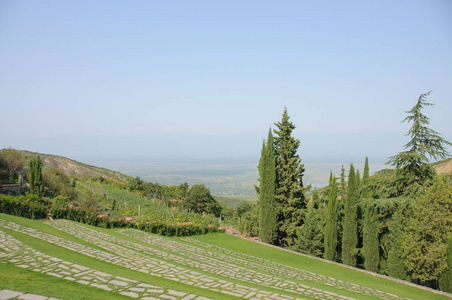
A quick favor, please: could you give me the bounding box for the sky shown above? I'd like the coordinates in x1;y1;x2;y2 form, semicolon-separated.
1;0;452;166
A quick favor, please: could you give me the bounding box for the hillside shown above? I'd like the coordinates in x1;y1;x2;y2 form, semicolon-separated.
18;150;131;182
1;213;450;300
432;158;452;175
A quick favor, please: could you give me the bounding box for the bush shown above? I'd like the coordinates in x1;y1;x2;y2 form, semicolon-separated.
0;194;48;219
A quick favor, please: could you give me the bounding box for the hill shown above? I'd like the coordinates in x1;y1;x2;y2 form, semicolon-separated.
1;213;450;300
18;150;131;182
432;158;452;175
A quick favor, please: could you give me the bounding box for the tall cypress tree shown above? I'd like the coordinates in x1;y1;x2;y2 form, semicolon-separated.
324;175;338;261
387;210;407;280
363;157;370;184
343;164;357;266
258;129;278;244
363;200;380;272
28;155;43;197
273;108;306;246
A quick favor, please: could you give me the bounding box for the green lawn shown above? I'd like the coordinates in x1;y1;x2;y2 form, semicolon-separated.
1;213;450;300
190;233;451;300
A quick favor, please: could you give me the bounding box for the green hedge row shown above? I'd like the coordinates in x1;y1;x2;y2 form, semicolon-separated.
0;195;223;237
0;195;48;219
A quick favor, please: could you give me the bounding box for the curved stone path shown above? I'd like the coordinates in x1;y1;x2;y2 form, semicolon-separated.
120;229;408;300
46;220;354;300
0;221;210;300
0;218;416;300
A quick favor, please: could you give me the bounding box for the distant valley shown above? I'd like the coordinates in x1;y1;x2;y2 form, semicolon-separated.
92;158;389;195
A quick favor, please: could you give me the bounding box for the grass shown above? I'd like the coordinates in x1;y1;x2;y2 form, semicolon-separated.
1;213;450;300
0;264;130;300
191;233;451;300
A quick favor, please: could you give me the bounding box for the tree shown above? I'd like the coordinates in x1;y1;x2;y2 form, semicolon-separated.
28;156;44;197
343;164;358;266
363;157;370;184
362;200;380;272
439;234;452;293
404;176;452;284
324;175;338;261
273;108;306;246
388;92;452;188
183;184;221;217
0;148;25;179
387;210;407;280
295;203;323;257
258;129;278;244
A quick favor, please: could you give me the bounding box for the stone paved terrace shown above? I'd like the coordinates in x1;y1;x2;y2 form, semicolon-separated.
0;229;211;300
46;220;356;300
0;289;59;300
0;218;427;300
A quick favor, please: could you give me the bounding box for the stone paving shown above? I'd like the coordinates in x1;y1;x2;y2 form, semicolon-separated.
0;289;58;300
0;224;210;300
0;218;415;300
1;220;303;300
46;220;355;300
120;229;408;300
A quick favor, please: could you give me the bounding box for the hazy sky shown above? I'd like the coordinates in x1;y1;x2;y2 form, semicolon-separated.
1;1;451;165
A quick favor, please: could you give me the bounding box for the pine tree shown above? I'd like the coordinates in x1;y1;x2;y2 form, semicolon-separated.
387;211;407;280
363;200;380;272
324;175;338;261
440;234;452;293
388;91;452;187
273;108;306;246
28;156;44;197
343;164;357;266
258;129;278;244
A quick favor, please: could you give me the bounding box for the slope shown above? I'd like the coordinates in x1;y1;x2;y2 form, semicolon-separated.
1;213;450;300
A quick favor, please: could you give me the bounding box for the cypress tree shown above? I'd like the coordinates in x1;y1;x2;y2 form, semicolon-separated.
343;164;357;266
28;155;43;197
273;108;306;246
363;157;370;184
355;169;361;190
258;129;278;244
324;175;338;261
363;200;380;272
387;211;407;280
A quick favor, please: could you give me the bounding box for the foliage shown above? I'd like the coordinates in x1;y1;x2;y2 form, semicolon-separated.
388;91;452;190
0;194;48;219
0;148;25;180
343;164;357;266
28;156;44;197
183;184;221;217
273;108;306;246
362;200;380;273
237;202;259;237
439;234;452;293
294;203;323;257
324;175;338;261
42;165;77;199
386;209;407;280
404;176;452;284
258;129;278;244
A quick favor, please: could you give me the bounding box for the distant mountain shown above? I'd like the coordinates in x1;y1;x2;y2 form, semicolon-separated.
18;150;131;183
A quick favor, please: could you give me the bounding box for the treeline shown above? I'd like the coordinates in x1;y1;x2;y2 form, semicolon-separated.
250;93;452;291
